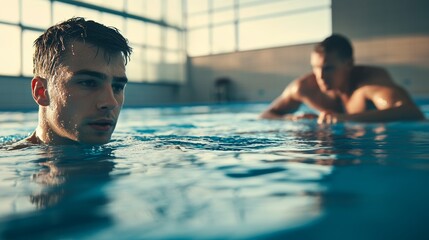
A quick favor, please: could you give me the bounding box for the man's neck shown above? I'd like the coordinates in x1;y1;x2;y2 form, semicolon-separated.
32;124;78;145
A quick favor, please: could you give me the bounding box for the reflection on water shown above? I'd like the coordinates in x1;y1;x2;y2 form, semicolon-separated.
0;146;116;239
29;146;115;208
1;104;429;239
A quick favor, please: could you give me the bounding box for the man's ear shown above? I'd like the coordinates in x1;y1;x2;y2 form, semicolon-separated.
31;77;49;106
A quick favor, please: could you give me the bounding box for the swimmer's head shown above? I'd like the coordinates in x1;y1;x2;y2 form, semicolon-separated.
311;34;354;92
313;34;354;62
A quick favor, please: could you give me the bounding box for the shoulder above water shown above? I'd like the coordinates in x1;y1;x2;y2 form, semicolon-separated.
1;132;41;150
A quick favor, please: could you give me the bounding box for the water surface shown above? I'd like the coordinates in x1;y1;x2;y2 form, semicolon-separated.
1;102;429;239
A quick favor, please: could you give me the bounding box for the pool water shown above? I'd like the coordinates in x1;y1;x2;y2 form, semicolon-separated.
1;101;429;239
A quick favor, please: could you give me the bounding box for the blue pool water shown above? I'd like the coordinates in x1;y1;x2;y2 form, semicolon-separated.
1;100;429;239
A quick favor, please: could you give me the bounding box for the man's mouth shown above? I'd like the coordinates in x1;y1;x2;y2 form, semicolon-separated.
88;120;115;131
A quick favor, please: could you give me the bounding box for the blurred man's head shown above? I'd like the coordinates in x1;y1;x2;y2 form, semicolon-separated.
311;34;354;92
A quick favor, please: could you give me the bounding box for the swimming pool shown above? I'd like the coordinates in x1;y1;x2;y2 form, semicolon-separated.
1;100;429;239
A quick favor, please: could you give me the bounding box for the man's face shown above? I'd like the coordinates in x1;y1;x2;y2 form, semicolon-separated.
44;41;127;145
311;51;352;93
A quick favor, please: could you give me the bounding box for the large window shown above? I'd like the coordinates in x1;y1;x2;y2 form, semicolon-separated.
0;0;186;84
186;0;332;56
0;24;21;76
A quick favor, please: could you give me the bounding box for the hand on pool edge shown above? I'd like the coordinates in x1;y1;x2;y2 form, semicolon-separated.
283;113;318;121
317;111;345;124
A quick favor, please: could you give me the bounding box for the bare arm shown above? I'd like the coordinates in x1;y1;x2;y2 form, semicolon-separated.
350;85;423;122
318;85;424;123
260;80;302;119
319;105;424;123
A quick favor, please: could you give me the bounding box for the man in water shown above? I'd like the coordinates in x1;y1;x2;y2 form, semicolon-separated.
260;34;424;123
24;17;132;145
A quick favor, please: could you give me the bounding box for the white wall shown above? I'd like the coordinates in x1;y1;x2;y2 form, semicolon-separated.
123;82;183;107
188;44;313;103
0;77;35;111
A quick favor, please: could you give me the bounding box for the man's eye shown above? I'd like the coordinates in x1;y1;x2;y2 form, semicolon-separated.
79;80;97;87
113;84;125;93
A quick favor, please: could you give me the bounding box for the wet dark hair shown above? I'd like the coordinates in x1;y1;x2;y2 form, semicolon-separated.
33;17;132;78
314;34;353;61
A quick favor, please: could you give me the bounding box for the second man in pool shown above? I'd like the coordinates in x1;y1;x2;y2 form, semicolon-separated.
260;34;424;123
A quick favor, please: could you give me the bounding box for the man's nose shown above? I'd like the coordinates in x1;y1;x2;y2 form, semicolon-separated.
97;86;118;111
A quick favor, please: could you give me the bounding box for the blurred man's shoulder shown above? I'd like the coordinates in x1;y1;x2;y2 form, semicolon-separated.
351;65;394;87
289;73;319;97
352;65;388;76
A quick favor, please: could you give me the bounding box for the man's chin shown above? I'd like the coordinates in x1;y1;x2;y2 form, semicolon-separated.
77;136;112;145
